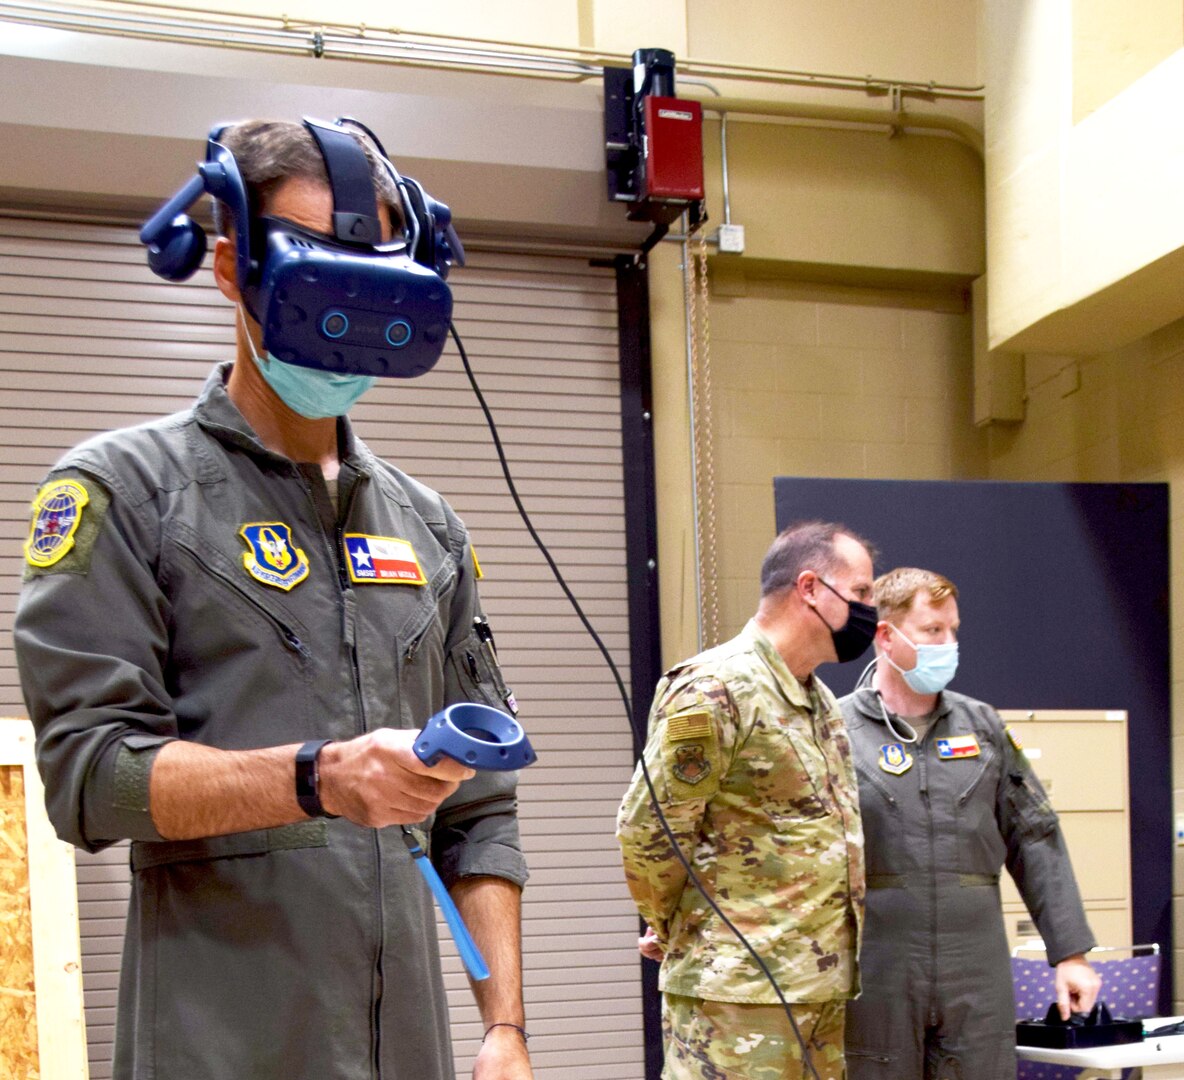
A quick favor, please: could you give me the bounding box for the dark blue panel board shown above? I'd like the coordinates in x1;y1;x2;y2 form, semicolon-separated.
773;476;1172;1012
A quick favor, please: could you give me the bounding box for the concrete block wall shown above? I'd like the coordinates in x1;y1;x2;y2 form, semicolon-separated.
705;277;987;642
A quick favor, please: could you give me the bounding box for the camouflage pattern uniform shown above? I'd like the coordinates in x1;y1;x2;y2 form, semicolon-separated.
618;621;865;1079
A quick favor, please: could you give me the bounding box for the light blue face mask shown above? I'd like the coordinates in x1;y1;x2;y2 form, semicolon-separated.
885;623;959;695
241;306;375;419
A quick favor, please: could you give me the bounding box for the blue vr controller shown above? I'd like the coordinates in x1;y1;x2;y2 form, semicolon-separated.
413;702;536;771
405;703;535;983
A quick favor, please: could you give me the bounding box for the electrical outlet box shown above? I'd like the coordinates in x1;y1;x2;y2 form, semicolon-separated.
717;223;745;254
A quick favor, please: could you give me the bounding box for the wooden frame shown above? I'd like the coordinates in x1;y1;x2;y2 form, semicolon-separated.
0;718;89;1078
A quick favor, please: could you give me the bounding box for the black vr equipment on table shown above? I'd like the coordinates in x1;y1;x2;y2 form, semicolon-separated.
140;115;465;378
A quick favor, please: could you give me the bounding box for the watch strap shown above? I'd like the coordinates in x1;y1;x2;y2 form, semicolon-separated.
295;739;338;819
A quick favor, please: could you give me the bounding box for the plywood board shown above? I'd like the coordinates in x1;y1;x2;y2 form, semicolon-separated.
0;719;88;1079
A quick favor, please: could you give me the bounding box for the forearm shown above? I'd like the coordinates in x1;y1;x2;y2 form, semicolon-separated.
150;731;474;839
1010;835;1095;964
451;875;526;1027
149;739;306;839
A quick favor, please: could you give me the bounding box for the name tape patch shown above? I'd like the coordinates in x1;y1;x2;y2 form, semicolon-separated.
936;733;980;759
344;534;426;585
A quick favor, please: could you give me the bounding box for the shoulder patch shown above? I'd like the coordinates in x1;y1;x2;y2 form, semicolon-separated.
660;709;721;804
1006;726;1023;752
665;710;713;743
23;476;111;578
471;545;484;580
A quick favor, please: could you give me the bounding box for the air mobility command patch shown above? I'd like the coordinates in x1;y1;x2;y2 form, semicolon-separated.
239;522;310;591
343;534;426;585
878;742;914;775
663;709;720;802
23;476;111;579
936;733;980;759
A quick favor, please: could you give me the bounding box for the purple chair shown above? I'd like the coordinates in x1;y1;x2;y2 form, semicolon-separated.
1013;942;1161;1080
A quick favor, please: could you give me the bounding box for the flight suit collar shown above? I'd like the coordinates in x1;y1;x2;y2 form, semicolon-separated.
847;672;954;729
194;361;376;477
742;619;815;712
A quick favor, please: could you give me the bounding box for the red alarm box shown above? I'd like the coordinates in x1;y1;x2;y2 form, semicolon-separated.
640;96;704;202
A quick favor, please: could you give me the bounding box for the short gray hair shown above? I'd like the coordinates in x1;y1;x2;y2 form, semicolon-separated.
759;520;876;598
209;119;403;236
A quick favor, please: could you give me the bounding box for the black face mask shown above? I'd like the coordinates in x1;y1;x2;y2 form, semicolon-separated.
812;576;878;663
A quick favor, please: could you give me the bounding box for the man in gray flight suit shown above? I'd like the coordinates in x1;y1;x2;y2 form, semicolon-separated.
839;567;1100;1080
14;120;532;1079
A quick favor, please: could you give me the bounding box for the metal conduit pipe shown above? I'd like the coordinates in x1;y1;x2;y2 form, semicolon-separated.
696;95;984;157
1;1;984;104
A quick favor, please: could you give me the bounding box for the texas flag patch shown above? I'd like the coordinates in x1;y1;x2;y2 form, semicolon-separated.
343;534;427;585
936;734;980;759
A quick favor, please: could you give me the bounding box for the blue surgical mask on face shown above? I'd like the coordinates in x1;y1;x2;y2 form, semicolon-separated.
884;622;959;694
240;305;375;419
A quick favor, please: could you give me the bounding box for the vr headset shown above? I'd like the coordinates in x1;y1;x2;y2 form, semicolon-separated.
140;116;464;379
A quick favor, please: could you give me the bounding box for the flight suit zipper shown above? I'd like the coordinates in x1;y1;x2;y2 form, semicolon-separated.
920;729;939;1028
298;467;386;1079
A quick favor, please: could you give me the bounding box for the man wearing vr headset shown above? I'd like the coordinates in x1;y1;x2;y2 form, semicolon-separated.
839;567;1098;1079
14;119;532;1079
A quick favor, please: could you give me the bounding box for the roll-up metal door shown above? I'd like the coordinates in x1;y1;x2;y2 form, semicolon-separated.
0;216;645;1080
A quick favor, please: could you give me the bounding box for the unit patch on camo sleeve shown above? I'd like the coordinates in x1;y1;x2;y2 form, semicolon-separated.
662;709;720;802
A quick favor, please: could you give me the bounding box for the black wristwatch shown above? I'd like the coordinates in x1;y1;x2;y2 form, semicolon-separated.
295;739;339;819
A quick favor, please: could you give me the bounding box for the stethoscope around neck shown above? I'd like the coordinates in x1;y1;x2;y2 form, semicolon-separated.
854;656;920;745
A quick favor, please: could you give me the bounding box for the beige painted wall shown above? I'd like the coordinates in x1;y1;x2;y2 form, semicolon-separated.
985;0;1184;354
654;107;985;665
686;0;980;86
704;118;984;278
1073;0;1183;122
651;252;987;666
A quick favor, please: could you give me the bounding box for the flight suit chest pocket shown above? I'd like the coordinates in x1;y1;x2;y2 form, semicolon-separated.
746;712;833;825
954;744;1006;873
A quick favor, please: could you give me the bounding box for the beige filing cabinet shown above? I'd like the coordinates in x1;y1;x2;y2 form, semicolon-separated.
997;710;1131;952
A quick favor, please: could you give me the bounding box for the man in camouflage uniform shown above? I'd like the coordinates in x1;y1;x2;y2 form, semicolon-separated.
617;521;877;1080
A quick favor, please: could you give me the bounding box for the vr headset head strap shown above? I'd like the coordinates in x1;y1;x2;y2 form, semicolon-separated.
303;117;383;247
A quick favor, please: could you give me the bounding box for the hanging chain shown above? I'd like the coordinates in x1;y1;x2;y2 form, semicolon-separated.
687;229;721;648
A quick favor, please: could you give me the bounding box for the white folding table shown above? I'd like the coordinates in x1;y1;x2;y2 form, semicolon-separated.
1016;1018;1184;1079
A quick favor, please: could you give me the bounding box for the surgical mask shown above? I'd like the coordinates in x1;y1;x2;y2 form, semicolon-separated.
240;305;376;419
884;623;959;694
813;577;878;663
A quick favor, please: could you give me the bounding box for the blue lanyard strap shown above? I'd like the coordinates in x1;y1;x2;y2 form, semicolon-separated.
401;827;490;982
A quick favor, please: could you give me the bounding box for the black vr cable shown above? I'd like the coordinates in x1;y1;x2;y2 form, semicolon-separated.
449;322;823;1080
